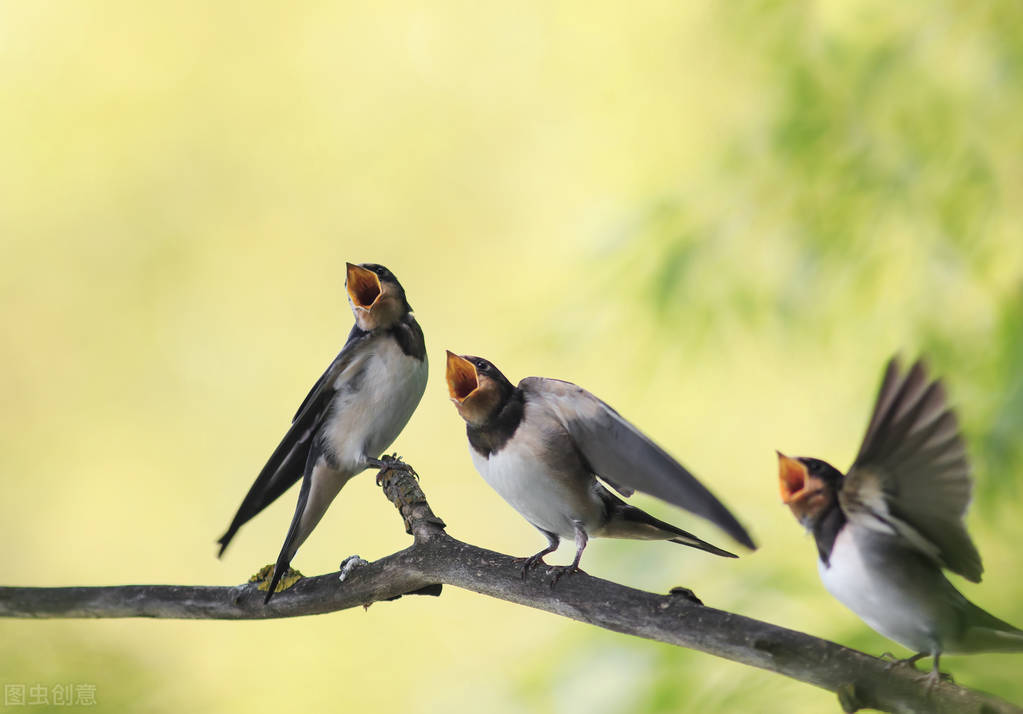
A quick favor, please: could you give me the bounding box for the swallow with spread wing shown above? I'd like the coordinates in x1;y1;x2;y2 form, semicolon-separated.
445;351;755;585
778;357;1023;684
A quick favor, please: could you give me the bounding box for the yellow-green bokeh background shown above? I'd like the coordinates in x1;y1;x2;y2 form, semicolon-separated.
2;2;1022;712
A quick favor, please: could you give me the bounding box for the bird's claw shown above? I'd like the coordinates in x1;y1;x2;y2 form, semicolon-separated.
879;652;925;673
373;453;418;485
920;669;953;689
546;564;581;589
878;652;950;688
519;554;548;579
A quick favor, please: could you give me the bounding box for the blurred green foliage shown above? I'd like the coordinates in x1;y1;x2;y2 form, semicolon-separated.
610;2;1023;502
1;2;1021;713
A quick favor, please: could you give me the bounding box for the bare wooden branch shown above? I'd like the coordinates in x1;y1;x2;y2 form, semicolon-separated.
0;467;1018;714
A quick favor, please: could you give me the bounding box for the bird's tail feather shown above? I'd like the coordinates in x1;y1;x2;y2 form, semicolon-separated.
217;439;311;558
960;626;1023;653
600;501;738;558
667;535;738;558
960;601;1023;653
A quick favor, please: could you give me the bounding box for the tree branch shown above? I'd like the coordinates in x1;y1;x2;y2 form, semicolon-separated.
0;468;1018;714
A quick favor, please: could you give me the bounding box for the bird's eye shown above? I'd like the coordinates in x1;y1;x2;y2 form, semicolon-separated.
807;460;822;475
477;362;489;372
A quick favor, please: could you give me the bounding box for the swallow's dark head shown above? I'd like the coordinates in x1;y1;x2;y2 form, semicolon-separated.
777;452;843;530
346;262;411;330
445;351;514;426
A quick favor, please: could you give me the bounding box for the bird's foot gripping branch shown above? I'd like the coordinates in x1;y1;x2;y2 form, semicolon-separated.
376;461;446;539
0;465;1019;714
371;452;420;485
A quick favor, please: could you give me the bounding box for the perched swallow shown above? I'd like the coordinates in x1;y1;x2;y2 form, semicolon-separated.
445;352;755;584
778;357;1023;683
219;263;428;602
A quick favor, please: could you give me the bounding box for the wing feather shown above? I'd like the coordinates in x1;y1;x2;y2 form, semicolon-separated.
841;357;981;581
521;377;755;549
217;327;371;555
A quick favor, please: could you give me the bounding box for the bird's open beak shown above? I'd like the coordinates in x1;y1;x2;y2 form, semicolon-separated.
446;351;479;403
346;263;382;310
777;451;813;504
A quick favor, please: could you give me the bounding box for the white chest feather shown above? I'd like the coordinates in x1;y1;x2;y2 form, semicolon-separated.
322;338;427;473
470;441;602;538
819;525;941;653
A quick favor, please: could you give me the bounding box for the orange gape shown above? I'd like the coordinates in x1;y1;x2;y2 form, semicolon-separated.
445;351;479;402
345;262;382;308
777;452;809;503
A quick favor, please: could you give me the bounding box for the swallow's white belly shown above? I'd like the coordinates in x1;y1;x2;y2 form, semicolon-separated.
819;524;944;654
471;442;603;539
322;337;427;475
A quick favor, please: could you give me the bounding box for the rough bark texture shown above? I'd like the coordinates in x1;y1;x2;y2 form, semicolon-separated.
0;467;1019;714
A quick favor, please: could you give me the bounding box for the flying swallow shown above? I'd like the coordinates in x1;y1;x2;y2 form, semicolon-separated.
219;263;428;602
445;351;755;585
778;357;1023;683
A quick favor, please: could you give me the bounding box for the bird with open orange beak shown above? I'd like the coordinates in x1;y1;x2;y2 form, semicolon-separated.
777;357;1023;685
446;351;755;585
219;263;427;602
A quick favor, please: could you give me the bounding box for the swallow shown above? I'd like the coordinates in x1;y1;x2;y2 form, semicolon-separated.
218;263;428;603
778;357;1023;683
445;352;755;585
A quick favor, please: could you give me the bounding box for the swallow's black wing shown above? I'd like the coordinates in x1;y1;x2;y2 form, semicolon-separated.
841;357;981;581
264;445;320;603
522;377;756;550
217;326;370;556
